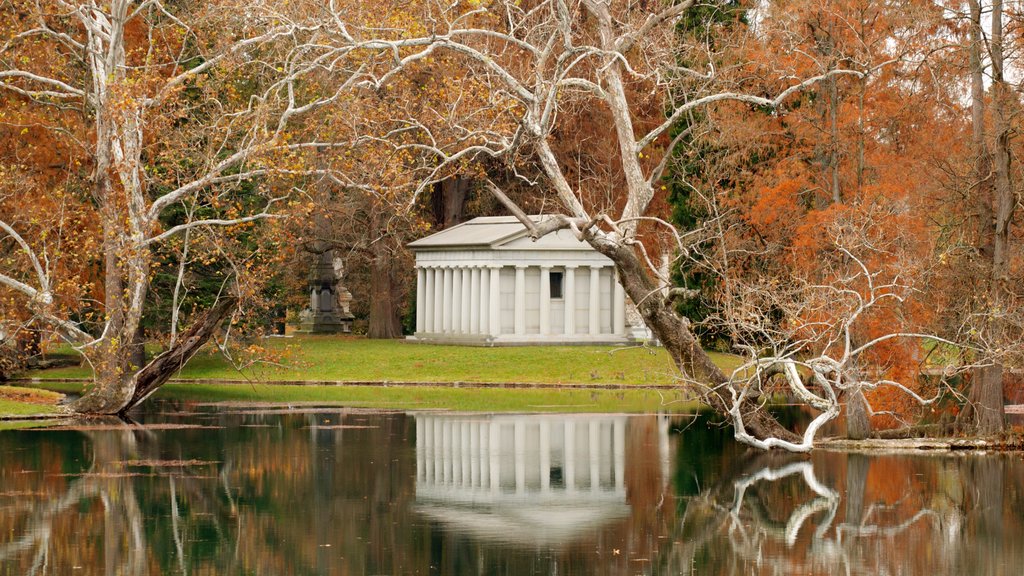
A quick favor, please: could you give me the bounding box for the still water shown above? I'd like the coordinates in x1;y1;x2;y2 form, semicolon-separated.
1;404;1022;575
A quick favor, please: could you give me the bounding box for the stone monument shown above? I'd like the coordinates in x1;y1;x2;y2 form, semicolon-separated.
297;250;354;333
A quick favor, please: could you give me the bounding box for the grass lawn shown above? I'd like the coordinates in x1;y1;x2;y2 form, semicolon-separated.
28;335;740;386
14;336;741;414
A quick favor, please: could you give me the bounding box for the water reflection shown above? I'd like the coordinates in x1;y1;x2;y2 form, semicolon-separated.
414;414;660;545
0;408;1022;575
672;448;1024;575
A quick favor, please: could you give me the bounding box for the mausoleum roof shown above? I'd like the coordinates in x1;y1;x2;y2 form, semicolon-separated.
408;216;590;251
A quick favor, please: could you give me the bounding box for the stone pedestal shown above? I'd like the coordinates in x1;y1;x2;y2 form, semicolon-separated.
297;251;354;334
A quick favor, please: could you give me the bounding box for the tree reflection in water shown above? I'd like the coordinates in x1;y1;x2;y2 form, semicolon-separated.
0;410;1022;575
670;445;1024;576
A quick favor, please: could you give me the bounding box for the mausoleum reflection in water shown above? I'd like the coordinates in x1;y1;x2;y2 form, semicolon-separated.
413;414;671;545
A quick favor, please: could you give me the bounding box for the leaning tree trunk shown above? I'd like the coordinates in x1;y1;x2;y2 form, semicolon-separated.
70;296;238;415
589;236;799;444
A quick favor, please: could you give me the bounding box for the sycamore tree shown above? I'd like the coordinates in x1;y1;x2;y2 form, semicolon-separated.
0;0;414;414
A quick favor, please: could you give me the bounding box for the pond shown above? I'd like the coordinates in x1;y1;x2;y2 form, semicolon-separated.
1;404;1022;575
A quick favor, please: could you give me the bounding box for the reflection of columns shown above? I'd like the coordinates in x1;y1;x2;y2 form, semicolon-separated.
589;419;600;492
564;419;576;492
470;268;481;334
489;266;501;337
459;421;470;486
479;421;490;488
614;418;626;490
539;266;551;336
564;266;577;336
460;268;472;333
514;265;526;336
417;417;426;481
424;268;435;333
489;421;500;493
589;266;601;336
440;414;452;481
416;267;426;333
613;268;626;336
540;419;551;491
442;268;453;333
452;268;463;334
430;419;440;483
470;421;480;486
514;419;526;493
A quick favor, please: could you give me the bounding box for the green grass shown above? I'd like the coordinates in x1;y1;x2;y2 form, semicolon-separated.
29;335;741;386
30;380;700;413
0;398;57;416
19;336;740;414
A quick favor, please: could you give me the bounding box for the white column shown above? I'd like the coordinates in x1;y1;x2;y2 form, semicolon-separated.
489;266;501;337
470;268;481;334
451;267;463;334
460;268;472;333
441;268;453;333
589;266;601;336
424;268;435;333
564;266;577;336
613;268;626;336
539;266;551;336
514;265;526;336
479;268;490;335
433;268;444;334
416;267;426;333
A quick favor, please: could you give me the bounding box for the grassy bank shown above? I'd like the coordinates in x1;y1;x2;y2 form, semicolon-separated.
11;336;737;415
28;335;737;386
0;385;61;417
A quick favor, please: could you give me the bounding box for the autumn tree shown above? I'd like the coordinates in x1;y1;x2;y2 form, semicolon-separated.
0;0;425;413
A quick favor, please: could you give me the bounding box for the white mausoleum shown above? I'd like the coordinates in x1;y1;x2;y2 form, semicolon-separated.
408;216;630;345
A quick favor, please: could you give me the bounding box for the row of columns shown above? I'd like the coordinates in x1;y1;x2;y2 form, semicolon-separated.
417;265;501;336
415;264;628;338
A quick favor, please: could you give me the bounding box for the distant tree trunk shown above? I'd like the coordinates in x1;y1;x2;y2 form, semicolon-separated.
366;243;403;339
432;177;472;230
845;388;872;440
959;0;1007;435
